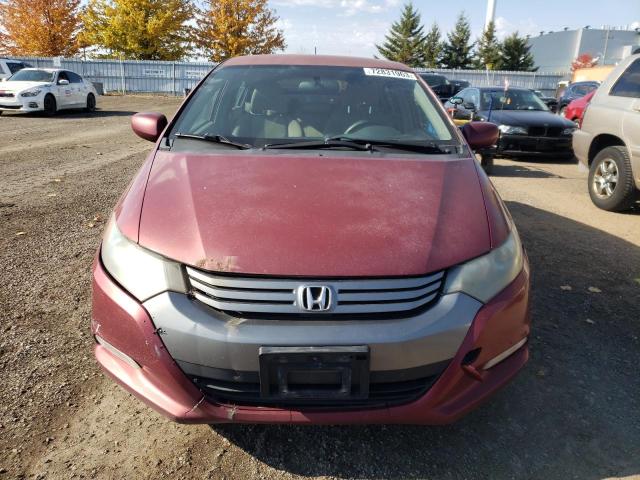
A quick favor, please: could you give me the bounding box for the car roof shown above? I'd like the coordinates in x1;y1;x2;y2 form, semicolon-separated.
222;54;411;71
477;86;531;91
571;80;600;85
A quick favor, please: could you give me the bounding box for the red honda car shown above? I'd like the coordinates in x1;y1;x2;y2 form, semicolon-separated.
92;55;531;424
563;90;596;123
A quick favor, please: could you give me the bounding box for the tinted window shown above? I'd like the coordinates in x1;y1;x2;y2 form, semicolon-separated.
67;72;83;83
8;69;54;82
7;62;24;74
610;59;640;98
57;71;69;83
480;89;549;111
171;65;455;149
572;84;597;96
419;74;448;87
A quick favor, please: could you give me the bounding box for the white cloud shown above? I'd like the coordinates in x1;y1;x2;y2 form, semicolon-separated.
273;0;394;16
494;16;540;39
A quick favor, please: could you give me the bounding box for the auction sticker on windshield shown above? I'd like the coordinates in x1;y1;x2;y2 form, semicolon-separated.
363;68;415;80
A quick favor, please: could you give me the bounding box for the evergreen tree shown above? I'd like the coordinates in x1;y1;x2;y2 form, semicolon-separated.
496;32;536;71
441;12;474;69
376;3;426;67
423;22;442;68
473;21;500;70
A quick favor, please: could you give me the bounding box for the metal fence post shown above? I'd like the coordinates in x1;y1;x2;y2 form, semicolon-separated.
172;62;176;96
120;58;126;95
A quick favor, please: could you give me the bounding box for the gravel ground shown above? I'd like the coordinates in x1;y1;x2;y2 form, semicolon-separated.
0;96;639;480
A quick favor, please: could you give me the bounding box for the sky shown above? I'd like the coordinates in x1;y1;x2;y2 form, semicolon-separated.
272;0;640;57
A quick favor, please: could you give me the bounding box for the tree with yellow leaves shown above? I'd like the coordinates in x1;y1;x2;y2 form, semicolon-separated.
196;0;286;62
79;0;194;60
0;0;81;56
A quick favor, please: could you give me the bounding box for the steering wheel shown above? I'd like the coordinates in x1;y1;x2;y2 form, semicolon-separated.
344;120;379;135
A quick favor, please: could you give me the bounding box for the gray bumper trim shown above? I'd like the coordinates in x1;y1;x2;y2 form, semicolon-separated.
144;292;481;372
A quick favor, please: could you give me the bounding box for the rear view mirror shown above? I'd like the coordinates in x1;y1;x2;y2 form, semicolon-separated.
449;96;463;105
131;112;168;142
461;122;499;150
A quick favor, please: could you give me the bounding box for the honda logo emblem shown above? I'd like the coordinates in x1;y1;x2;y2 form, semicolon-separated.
297;285;333;312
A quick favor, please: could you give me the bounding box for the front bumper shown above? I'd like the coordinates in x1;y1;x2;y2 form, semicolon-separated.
497;134;574;158
0;94;43;112
91;257;531;424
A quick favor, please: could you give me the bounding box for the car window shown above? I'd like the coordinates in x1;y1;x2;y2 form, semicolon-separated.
8;69;55;82
67;72;83;83
572;84;597;96
0;62;6;75
480;89;549;111
57;71;70;83
170;65;456;149
610;59;640;99
7;62;23;74
467;89;480;108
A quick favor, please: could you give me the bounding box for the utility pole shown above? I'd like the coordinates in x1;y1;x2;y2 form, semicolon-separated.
485;0;497;30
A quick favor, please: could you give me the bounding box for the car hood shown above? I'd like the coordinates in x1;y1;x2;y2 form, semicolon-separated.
481;110;575;128
0;81;50;93
135;151;492;277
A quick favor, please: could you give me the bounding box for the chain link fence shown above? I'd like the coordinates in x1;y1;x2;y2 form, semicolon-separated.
9;56;569;96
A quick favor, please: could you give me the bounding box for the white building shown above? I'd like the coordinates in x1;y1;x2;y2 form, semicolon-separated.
527;27;640;73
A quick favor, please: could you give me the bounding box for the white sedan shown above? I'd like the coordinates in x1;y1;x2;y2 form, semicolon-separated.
0;68;98;116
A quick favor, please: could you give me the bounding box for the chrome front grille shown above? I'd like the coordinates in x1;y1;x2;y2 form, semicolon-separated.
186;266;445;316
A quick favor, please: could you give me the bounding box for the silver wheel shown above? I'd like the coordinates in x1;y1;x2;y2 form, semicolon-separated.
592;158;619;198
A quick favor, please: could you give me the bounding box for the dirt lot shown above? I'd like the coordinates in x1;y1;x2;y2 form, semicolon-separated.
0;96;639;480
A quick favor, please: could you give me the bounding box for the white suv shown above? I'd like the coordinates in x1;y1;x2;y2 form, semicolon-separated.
573;54;640;211
0;58;31;80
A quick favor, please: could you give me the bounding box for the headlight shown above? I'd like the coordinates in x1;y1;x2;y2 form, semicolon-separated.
498;125;527;135
561;127;577;135
20;89;41;97
443;228;523;303
101;216;186;302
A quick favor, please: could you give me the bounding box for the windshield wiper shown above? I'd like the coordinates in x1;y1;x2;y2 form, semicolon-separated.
263;139;374;151
326;136;452;154
173;133;252;149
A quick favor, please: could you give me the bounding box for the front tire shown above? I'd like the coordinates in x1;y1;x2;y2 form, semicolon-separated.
85;93;96;113
588;146;637;211
43;94;57;116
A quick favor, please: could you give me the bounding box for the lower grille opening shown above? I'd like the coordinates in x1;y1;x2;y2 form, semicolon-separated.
189;373;439;410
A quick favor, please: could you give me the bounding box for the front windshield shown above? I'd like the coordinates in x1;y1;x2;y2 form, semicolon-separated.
419;74;448;87
170;65;455;149
9;69;54;82
481;89;549;111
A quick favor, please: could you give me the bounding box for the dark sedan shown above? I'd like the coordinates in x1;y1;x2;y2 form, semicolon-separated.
557;81;599;115
446;87;577;159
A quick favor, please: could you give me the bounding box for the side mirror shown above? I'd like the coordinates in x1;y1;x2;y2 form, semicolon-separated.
131;112;168;142
58;79;70;85
461;122;499;150
449;96;463;106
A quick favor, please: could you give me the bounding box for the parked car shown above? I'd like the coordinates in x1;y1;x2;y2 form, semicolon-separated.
573;53;640;211
563;90;596;123
417;72;452;102
445;86;577;159
93;54;531;425
0;68;97;116
557;80;599;116
531;89;558;112
0;58;31;80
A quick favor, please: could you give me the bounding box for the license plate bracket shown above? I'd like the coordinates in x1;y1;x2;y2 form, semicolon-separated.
259;346;370;401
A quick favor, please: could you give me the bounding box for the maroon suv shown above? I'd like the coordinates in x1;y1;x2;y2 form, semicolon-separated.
92;55;531;424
